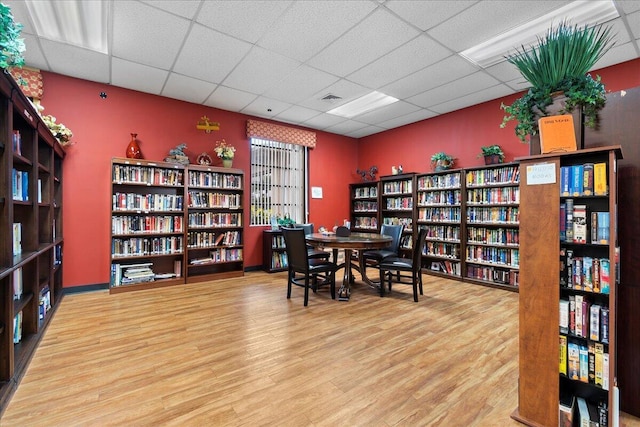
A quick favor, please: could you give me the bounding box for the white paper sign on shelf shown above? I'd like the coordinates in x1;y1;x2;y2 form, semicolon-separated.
526;163;556;185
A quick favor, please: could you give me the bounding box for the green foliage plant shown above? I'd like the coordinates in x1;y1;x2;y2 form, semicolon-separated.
500;21;615;143
0;3;25;69
430;152;454;170
478;145;505;161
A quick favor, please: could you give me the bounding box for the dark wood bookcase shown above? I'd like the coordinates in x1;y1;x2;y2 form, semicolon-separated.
262;229;287;273
415;169;463;279
463;162;520;290
0;70;65;414
349;181;380;233
514;146;621;427
185;164;244;283
380;173;416;254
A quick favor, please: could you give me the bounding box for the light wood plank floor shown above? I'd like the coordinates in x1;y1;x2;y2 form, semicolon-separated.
2;271;639;426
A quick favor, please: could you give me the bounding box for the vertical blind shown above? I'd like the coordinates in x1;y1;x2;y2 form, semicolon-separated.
250;138;305;226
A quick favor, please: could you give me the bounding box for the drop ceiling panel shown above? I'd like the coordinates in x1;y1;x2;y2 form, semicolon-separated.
302;113;348;130
112;1;191;69
407;72;500;108
196;0;292;44
347;35;454;89
112;58;168;95
429;83;514;114
354;101;422;126
40;39;110;83
274;105;322;124
377;109;439;129
20;34;47;70
161;73;217;104
325;119;370;135
262;65;340;104
307;8;420;76
140;0;201;20
593;41;640;70
629;10;640;39
204;85;257;112
241;96;292;119
300;79;369;111
258;0;377;62
385;0;479;31
347;125;387;138
173;24;253;83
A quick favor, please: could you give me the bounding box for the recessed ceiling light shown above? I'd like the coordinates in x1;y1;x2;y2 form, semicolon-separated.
327;91;399;118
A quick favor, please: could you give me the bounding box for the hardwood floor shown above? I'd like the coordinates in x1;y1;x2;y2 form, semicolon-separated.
2;271;639;426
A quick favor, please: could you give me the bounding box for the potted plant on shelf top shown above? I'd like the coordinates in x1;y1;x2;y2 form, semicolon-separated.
500;20;615;145
478;145;505;165
430;152;455;171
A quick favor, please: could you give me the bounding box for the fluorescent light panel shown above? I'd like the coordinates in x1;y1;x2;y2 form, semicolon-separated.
460;0;619;69
327;91;399;118
25;0;109;54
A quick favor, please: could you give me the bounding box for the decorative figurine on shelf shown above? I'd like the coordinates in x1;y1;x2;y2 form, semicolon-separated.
196;152;212;165
164;143;190;165
398;164;403;174
356;165;378;181
126;133;142;159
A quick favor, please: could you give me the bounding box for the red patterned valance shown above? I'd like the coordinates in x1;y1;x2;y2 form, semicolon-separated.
246;119;316;148
9;66;44;99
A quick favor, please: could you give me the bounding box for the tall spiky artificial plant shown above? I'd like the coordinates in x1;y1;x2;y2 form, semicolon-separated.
0;2;25;69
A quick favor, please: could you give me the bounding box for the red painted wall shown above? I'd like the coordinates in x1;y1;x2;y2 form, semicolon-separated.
40;58;639;288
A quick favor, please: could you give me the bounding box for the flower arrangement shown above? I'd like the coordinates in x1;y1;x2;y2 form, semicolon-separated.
42;114;74;146
214;139;235;160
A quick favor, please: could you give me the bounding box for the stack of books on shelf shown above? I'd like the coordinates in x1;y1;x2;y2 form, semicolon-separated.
111;263;157;286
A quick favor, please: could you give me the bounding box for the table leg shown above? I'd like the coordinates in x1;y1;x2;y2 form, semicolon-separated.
337;249;352;301
358;251;382;288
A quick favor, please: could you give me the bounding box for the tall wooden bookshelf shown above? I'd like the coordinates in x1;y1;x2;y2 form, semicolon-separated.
185;165;244;283
109;158;186;293
415;169;463;279
514;146;621;427
464;162;520;290
349;181;380;233
0;70;65;413
380;173;416;254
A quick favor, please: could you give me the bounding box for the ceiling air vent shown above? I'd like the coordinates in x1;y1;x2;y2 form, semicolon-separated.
320;93;342;103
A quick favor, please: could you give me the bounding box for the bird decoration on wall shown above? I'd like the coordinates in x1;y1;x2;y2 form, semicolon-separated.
196;116;220;133
356;166;378;181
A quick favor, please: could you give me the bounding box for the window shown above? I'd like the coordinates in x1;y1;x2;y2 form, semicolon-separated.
250;137;307;226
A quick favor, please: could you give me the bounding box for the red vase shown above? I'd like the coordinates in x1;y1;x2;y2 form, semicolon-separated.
126;133;142;159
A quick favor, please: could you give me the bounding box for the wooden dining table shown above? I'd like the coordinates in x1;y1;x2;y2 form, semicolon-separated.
306;232;392;301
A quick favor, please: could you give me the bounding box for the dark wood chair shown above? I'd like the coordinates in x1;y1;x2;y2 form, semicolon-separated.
298;223;331;260
281;227;338;306
360;224;404;276
378;227;428;302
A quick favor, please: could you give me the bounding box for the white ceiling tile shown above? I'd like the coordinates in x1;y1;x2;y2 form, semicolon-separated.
196;0;292;44
385;0;479;31
407;72;500;108
325;119;370;135
354;101;421;125
274;105;322;124
483;60;525;84
112;1;191;69
300;79;369;111
258;0;376;62
40;39;110;83
204;85;257;112
173;24;253;83
625;10;640;40
263;65;340;104
140;0;201;19
617;1;640;14
346;125;387;138
20;33;48;70
302;113;348;130
240;96;292;118
161;73;217;104
222;46;301;95
112;58;168;95
347;35;454;89
429;84;515;115
308;8;420;76
592;41;640;71
377;109;439;129
381;55;477;99
505;76;530;92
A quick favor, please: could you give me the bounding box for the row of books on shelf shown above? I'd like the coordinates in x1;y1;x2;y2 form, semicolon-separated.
561;200;609;244
12;168;29;201
465;165;519;186
424;241;459;259
187;212;242;227
467;226;519;246
190;248;243;264
560;393;608;427
187;171;241;189
385;197;413;210
467;206;519;224
13;129;22;155
465;265;519;286
353;186;377;198
382;179;412;195
560;250;611;294
353;200;378;212
466;245;519;267
39;286;52;326
111;261;182;286
353;217;378;229
417;173;460;190
188;230;241;248
13;311;23;344
111;236;183;257
416;189;461;205
271;251;288;269
112;164;184;186
270;235;285;249
560;336;609;390
417;207;461;222
54;244;62;265
112;214;183;234
466;186;519;205
423;224;460;241
112;192;184;211
428;260;461;276
13;222;21;256
561;162;607;197
560;296;609;343
187;191;241;209
382;217;412;230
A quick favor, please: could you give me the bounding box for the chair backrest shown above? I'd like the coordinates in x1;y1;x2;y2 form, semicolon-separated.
335;226;351;237
380;224;404;254
298;223;314;236
281;227;309;272
412;227;429;273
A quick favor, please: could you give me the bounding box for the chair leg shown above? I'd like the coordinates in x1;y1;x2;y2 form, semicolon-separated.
330;271;336;300
287;269;292;299
419;273;424;295
412;280;419;302
379;269;385;297
304;276;310;306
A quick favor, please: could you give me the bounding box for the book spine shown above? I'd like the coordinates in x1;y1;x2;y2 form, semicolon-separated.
583;163;594;196
559;335;568;376
594;162;607;195
572;164;584;196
